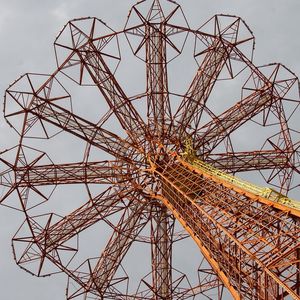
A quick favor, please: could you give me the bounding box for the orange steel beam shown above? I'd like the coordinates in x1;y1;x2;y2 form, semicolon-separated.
207;150;289;173
195;88;274;152
148;157;300;299
14;161;131;186
144;6;172;139
174;15;254;138
175;39;232;137
78;43;147;143
150;194;241;299
13;186;134;276
194;65;297;154
68;200;148;299
5;95;139;165
54;18;148;143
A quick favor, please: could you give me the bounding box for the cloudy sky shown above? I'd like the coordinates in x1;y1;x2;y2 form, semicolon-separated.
0;0;300;299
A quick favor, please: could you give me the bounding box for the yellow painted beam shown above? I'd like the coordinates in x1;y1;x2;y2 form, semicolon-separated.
177;156;300;219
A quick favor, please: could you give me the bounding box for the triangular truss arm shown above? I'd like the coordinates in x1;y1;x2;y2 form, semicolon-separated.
14;160;131;186
68;198;149;299
174;39;232;137
12;185;134;277
77;41;149;145
207;149;290;173
145;23;172;140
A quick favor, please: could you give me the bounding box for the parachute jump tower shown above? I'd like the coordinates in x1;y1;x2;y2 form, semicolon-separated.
2;0;300;299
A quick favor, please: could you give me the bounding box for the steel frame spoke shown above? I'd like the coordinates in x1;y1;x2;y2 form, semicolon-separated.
195;87;278;154
23;98;140;164
194;63;297;155
21;186;135;255
270;100;297;193
145;22;172;139
207;150;290;173
76;37;147;144
71;198;149;298
175;40;232;137
14;160;131;186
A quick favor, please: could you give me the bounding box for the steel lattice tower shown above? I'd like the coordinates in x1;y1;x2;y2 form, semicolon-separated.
1;0;300;299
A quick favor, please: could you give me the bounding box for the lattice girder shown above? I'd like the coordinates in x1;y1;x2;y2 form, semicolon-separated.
2;0;300;299
150;156;300;299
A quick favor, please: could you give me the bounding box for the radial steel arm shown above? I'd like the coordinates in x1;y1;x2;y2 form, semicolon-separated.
70;200;149;298
14;160;130;186
207;150;289;173
270;101;297;193
195;87;275;154
194;65;297;154
23;99;140;164
145;22;172;139
175;39;232;137
53;18;148;144
14;186;134;266
77;42;147;143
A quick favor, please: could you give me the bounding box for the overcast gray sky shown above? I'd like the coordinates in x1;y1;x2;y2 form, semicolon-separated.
0;1;300;299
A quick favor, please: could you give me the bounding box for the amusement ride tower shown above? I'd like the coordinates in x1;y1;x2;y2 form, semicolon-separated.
1;0;300;299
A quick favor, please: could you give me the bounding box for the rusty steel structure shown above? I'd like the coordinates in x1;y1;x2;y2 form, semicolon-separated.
1;0;300;299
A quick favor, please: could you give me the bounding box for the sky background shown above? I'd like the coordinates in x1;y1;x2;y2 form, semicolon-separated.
0;1;300;299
